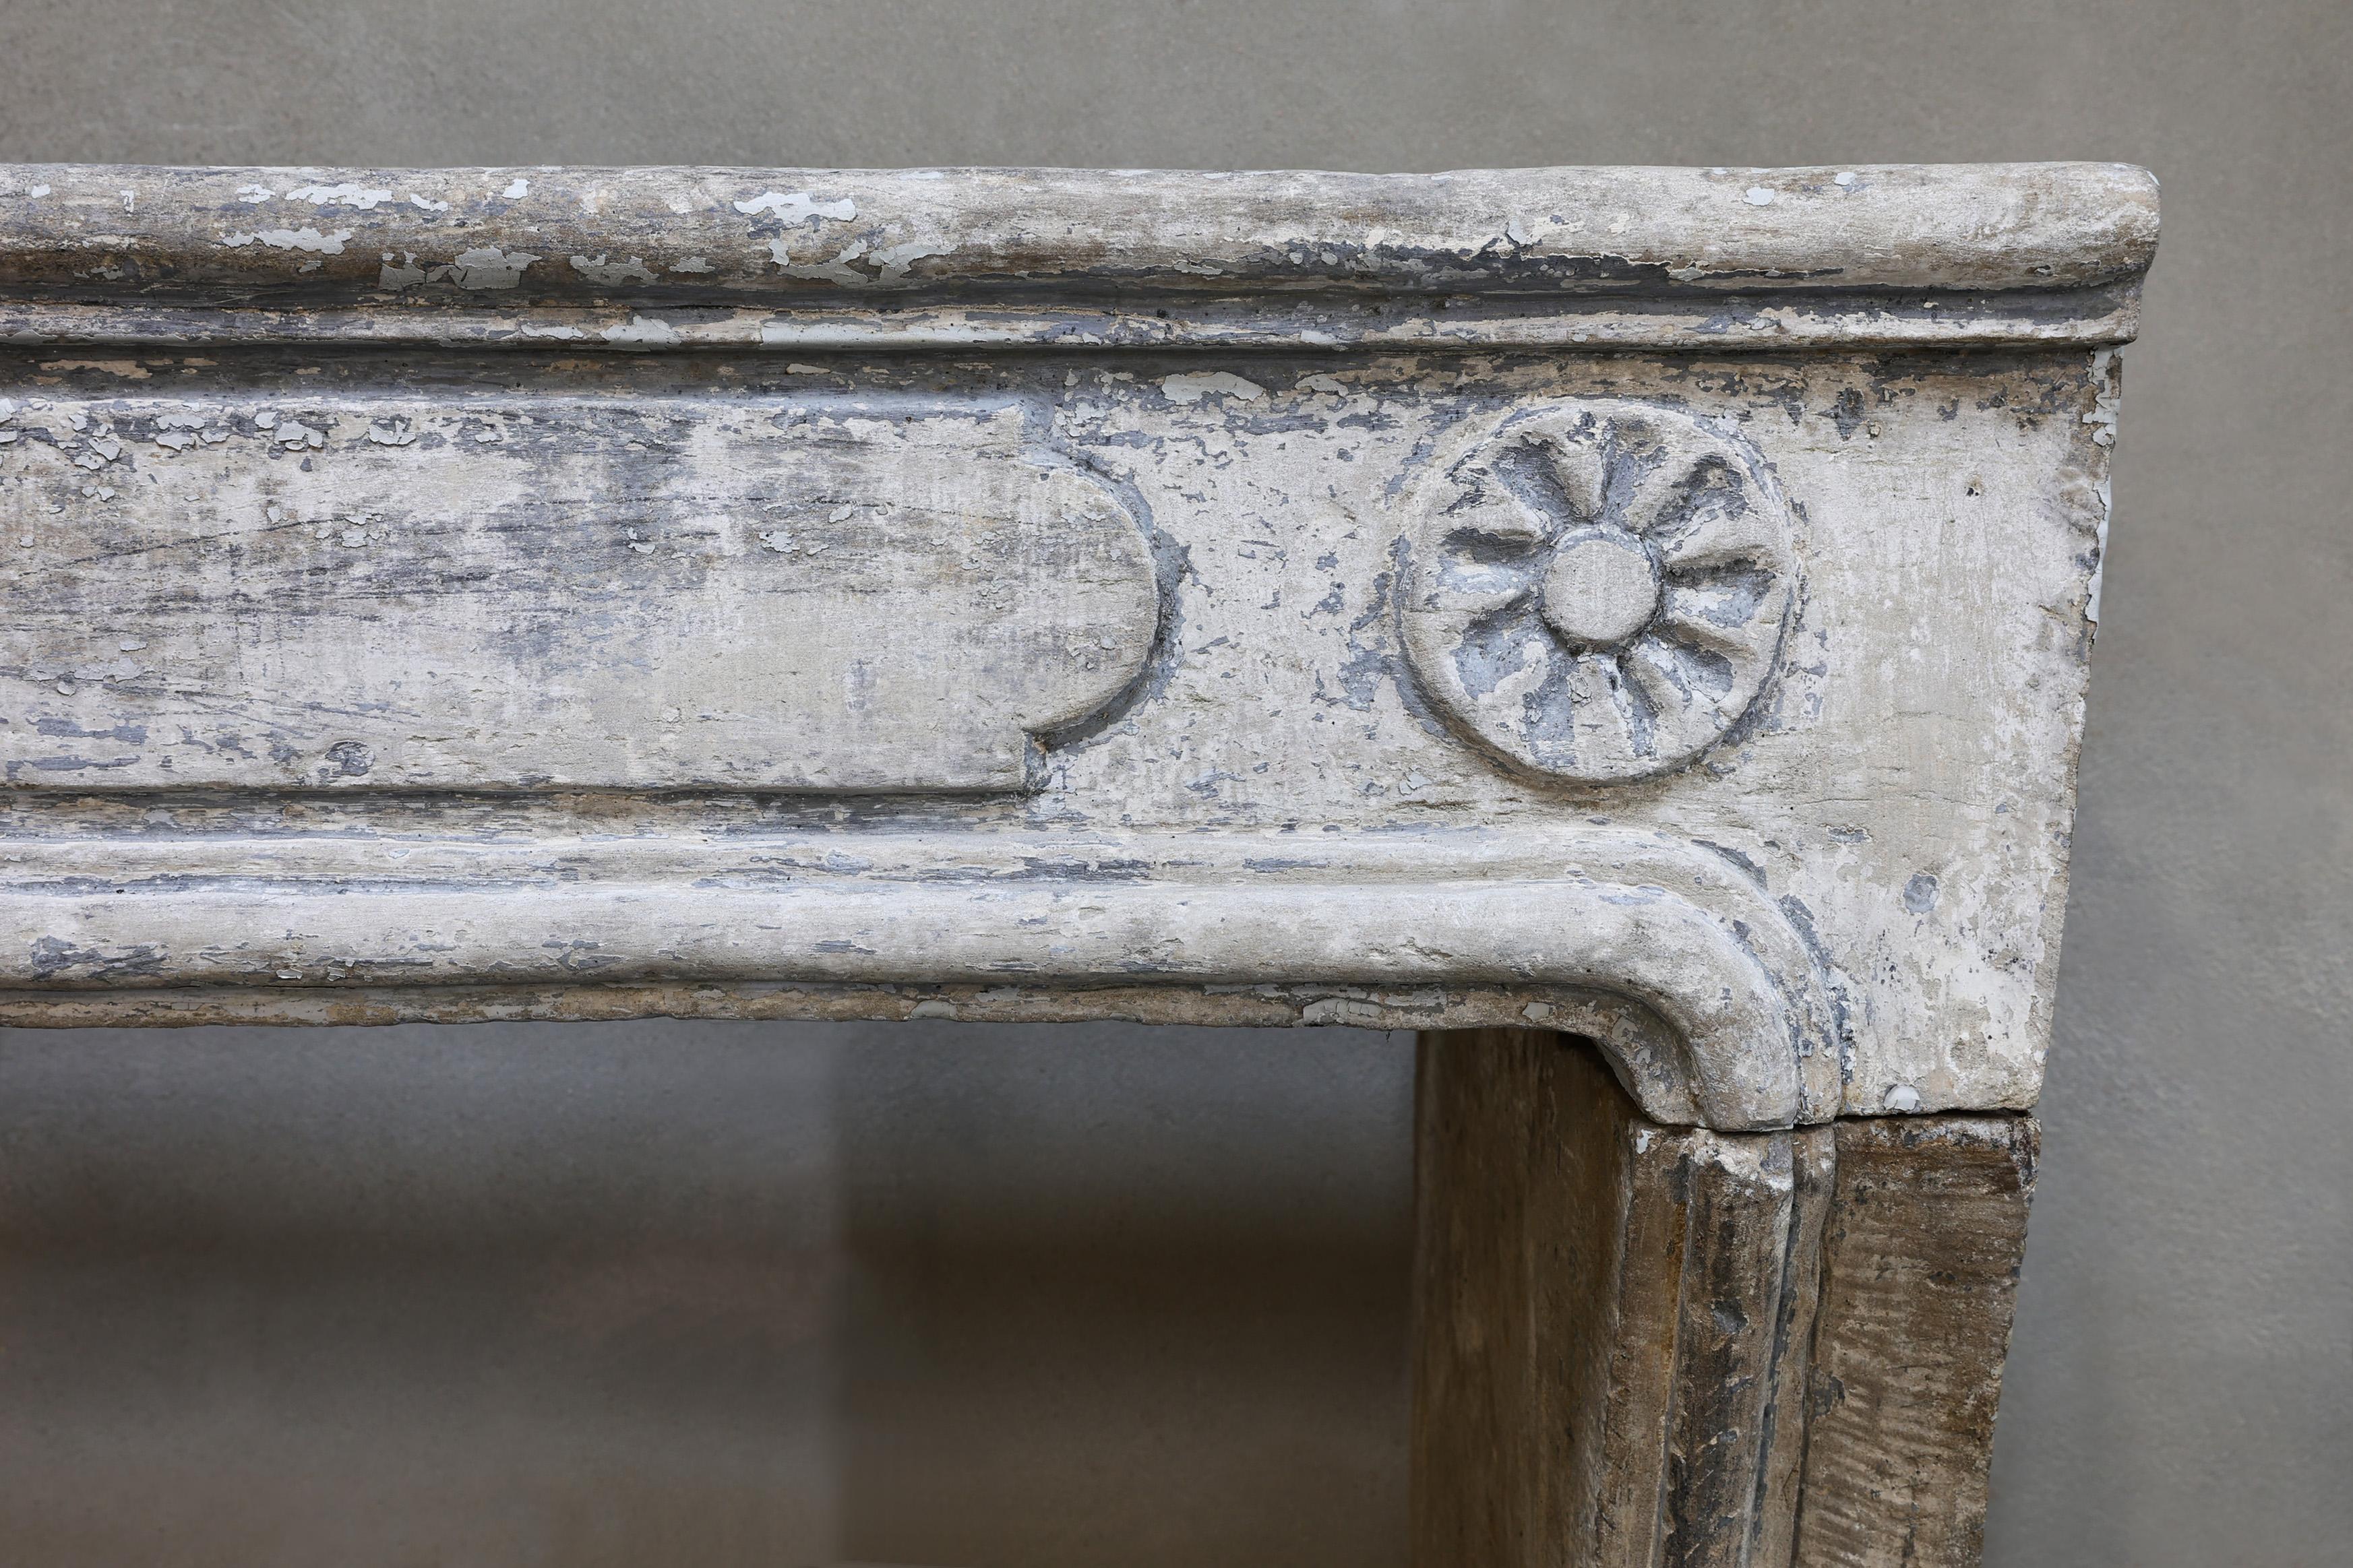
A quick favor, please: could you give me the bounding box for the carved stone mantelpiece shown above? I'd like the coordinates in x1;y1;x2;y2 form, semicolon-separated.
0;161;2156;1563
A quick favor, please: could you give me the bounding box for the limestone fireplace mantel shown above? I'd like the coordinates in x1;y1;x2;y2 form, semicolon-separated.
0;160;2157;1565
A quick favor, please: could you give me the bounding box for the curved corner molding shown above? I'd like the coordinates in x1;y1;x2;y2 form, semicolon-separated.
0;162;2158;350
1404;399;1796;783
0;828;1839;1131
0;395;1157;791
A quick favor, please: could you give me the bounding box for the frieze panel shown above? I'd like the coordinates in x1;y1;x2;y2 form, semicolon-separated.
0;394;1157;791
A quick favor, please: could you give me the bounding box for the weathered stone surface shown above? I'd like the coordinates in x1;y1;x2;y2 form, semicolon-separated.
1;394;1153;790
0;162;2153;1131
0;825;1838;1130
0;162;2156;296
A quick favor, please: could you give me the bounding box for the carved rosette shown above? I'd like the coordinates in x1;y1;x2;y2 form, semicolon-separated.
1403;400;1796;783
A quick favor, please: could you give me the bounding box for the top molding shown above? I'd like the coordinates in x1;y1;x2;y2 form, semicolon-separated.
0;162;2158;352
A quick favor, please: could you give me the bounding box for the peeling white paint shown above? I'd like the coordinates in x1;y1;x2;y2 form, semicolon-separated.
869;237;953;281
776;239;870;284
235;184;275;203
288;183;394;210
1883;1084;1922;1112
2084;346;2120;625
733;190;857;222
600;315;681;347
2083;348;2120;449
377;251;427;288
669;255;714;274
224;227;354;255
1745;186;1777;207
1160;371;1266;404
569;253;658;286
500;178;530;199
408;194;452;213
427;247;540;290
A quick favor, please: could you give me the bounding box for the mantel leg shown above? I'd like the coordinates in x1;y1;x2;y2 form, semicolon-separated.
1409;1030;2036;1568
1790;1114;2040;1567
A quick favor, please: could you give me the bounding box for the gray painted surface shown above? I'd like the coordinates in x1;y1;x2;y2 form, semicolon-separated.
0;3;2344;1564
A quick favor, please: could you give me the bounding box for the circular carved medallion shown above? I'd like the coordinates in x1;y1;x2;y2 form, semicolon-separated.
1403;400;1796;783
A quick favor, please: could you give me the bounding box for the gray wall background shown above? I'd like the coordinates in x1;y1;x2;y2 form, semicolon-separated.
1;2;2346;1563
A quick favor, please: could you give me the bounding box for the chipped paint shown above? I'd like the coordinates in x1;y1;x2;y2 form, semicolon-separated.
599;314;680;346
2081;346;2122;624
288;183;394;210
1160;371;1266;404
377;251;426;288
732;189;857;222
569;253;658;286
223;226;353;254
869;237;953;281
427;246;539;289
